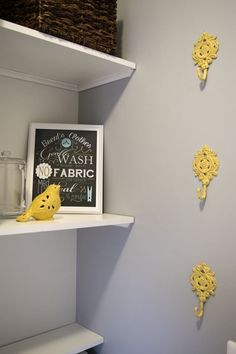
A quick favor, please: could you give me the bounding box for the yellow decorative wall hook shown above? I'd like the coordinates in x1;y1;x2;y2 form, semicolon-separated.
192;32;219;81
190;262;216;318
192;145;219;200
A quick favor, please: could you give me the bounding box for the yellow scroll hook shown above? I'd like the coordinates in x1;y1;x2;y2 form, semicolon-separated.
192;32;219;81
190;262;216;319
192;145;219;200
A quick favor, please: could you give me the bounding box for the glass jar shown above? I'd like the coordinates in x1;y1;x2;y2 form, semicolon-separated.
0;151;26;217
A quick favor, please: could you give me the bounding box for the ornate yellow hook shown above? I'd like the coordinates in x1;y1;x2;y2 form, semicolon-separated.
192;32;219;81
190;262;216;319
192;145;219;200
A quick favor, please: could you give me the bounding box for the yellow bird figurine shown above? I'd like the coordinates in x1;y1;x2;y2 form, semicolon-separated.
16;184;61;222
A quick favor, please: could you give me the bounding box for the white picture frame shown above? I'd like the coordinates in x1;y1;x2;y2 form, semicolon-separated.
26;123;103;214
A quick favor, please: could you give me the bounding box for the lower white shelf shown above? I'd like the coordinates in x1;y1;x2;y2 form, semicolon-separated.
0;323;104;354
0;213;134;236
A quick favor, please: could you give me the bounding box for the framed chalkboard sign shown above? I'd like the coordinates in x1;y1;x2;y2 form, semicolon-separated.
26;123;103;214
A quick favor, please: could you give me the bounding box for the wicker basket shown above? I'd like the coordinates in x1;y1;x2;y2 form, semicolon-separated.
0;0;117;54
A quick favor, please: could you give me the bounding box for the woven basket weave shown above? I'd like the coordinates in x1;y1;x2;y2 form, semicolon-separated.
0;0;117;54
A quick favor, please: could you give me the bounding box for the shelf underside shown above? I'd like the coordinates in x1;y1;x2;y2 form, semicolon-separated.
0;323;103;354
0;213;134;236
0;20;136;91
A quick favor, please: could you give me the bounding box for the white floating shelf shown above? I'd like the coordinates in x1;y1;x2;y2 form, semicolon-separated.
0;213;134;236
0;19;136;91
0;323;103;354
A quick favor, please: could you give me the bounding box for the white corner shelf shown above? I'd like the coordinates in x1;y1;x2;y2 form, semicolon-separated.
0;19;136;92
0;323;103;354
0;213;134;236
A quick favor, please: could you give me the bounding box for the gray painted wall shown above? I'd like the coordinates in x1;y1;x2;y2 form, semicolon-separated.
77;1;236;353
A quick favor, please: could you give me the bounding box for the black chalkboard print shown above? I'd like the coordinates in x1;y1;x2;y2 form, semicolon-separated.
26;123;103;214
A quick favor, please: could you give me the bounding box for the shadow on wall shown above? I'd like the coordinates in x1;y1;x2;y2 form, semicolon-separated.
79;20;134;126
87;348;99;354
79;76;131;125
76;224;133;325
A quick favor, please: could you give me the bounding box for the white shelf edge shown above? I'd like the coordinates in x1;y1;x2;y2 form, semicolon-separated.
0;19;136;91
0;213;134;236
0;20;136;69
0;323;104;354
